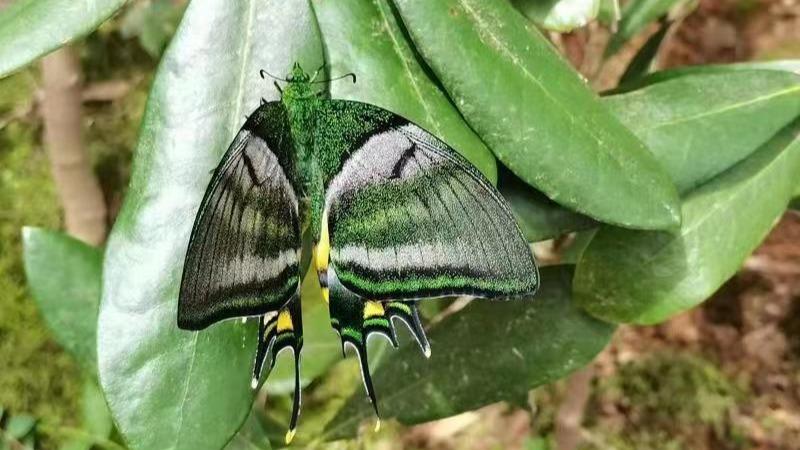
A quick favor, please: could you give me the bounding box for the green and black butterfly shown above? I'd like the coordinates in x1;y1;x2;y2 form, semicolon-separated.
177;63;539;443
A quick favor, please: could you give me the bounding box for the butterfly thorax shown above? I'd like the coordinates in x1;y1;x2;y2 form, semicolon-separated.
280;70;326;242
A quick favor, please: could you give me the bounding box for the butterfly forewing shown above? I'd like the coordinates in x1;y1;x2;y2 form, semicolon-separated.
323;101;539;301
178;102;301;330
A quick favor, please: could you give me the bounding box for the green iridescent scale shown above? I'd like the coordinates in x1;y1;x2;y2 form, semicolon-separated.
177;64;539;443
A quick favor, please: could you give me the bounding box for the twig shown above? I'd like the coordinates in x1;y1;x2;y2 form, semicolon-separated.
40;45;108;245
555;366;595;450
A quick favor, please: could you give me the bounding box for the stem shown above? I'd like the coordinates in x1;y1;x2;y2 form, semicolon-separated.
40;45;108;246
555;366;594;450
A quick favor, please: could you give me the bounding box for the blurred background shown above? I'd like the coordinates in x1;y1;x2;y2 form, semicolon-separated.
1;0;799;449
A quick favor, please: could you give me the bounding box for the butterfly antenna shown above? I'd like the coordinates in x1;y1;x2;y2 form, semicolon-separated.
260;69;289;82
310;63;327;83
312;73;357;84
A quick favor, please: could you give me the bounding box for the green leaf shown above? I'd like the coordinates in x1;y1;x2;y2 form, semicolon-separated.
511;0;600;32
499;169;595;242
22;227;102;375
501;69;800;240
224;411;272;450
0;0;127;77
597;0;620;25
604;0;691;58
574;120;800;325
312;0;497;184
324;265;615;439
393;0;681;230
605;70;800;193
5;415;36;440
96;1;324;450
60;380;114;450
612;59;800;93
617;16;671;85
119;0;186;58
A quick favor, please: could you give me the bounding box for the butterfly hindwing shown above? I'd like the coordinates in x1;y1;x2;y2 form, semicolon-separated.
252;295;303;442
323;100;539;302
178;101;301;330
316;100;537;422
327;266;429;423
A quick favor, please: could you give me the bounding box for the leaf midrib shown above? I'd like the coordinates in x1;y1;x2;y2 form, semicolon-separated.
173;1;257;448
229;0;257;139
373;0;442;135
640;85;800;132
585;136;799;316
173;333;200;450
457;0;671;215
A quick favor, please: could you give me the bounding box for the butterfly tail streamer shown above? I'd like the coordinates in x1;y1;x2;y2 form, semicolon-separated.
385;301;430;358
250;296;304;444
328;268;434;427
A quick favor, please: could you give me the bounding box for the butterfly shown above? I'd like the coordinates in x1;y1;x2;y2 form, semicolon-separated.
177;63;539;444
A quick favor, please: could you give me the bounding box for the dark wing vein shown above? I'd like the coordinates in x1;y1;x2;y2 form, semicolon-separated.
178;122;301;330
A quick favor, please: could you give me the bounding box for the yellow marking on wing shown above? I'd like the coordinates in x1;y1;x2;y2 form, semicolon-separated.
285;428;296;445
316;208;331;273
277;310;293;332
364;301;385;319
322;287;329;304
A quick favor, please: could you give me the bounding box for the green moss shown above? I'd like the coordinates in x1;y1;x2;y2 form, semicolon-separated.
586;352;744;449
0;73;83;438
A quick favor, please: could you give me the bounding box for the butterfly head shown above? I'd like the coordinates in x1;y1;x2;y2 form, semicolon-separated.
287;62;312;83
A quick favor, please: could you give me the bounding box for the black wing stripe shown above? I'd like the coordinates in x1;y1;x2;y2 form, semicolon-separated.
326;106;538;300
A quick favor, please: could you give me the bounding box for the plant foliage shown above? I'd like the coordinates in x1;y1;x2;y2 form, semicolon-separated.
5;0;798;448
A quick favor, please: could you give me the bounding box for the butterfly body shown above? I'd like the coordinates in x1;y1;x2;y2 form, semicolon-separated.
178;64;539;442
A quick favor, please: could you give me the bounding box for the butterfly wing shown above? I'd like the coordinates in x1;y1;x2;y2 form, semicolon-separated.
178;100;305;442
178;101;301;330
323;101;539;302
318;100;538;422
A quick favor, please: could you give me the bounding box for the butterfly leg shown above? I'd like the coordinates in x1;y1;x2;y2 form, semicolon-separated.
251;296;303;444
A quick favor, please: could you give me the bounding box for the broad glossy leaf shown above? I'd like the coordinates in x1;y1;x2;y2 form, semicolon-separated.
393;0;681;230
499;169;595;242
96;1;324;450
0;0;126;77
606;70;800;192
502;69;800;240
324;265;615;439
574;120;800;325
604;0;691;57
22;227;102;375
224;411;272;450
312;0;497;183
613;59;800;93
512;0;600;32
